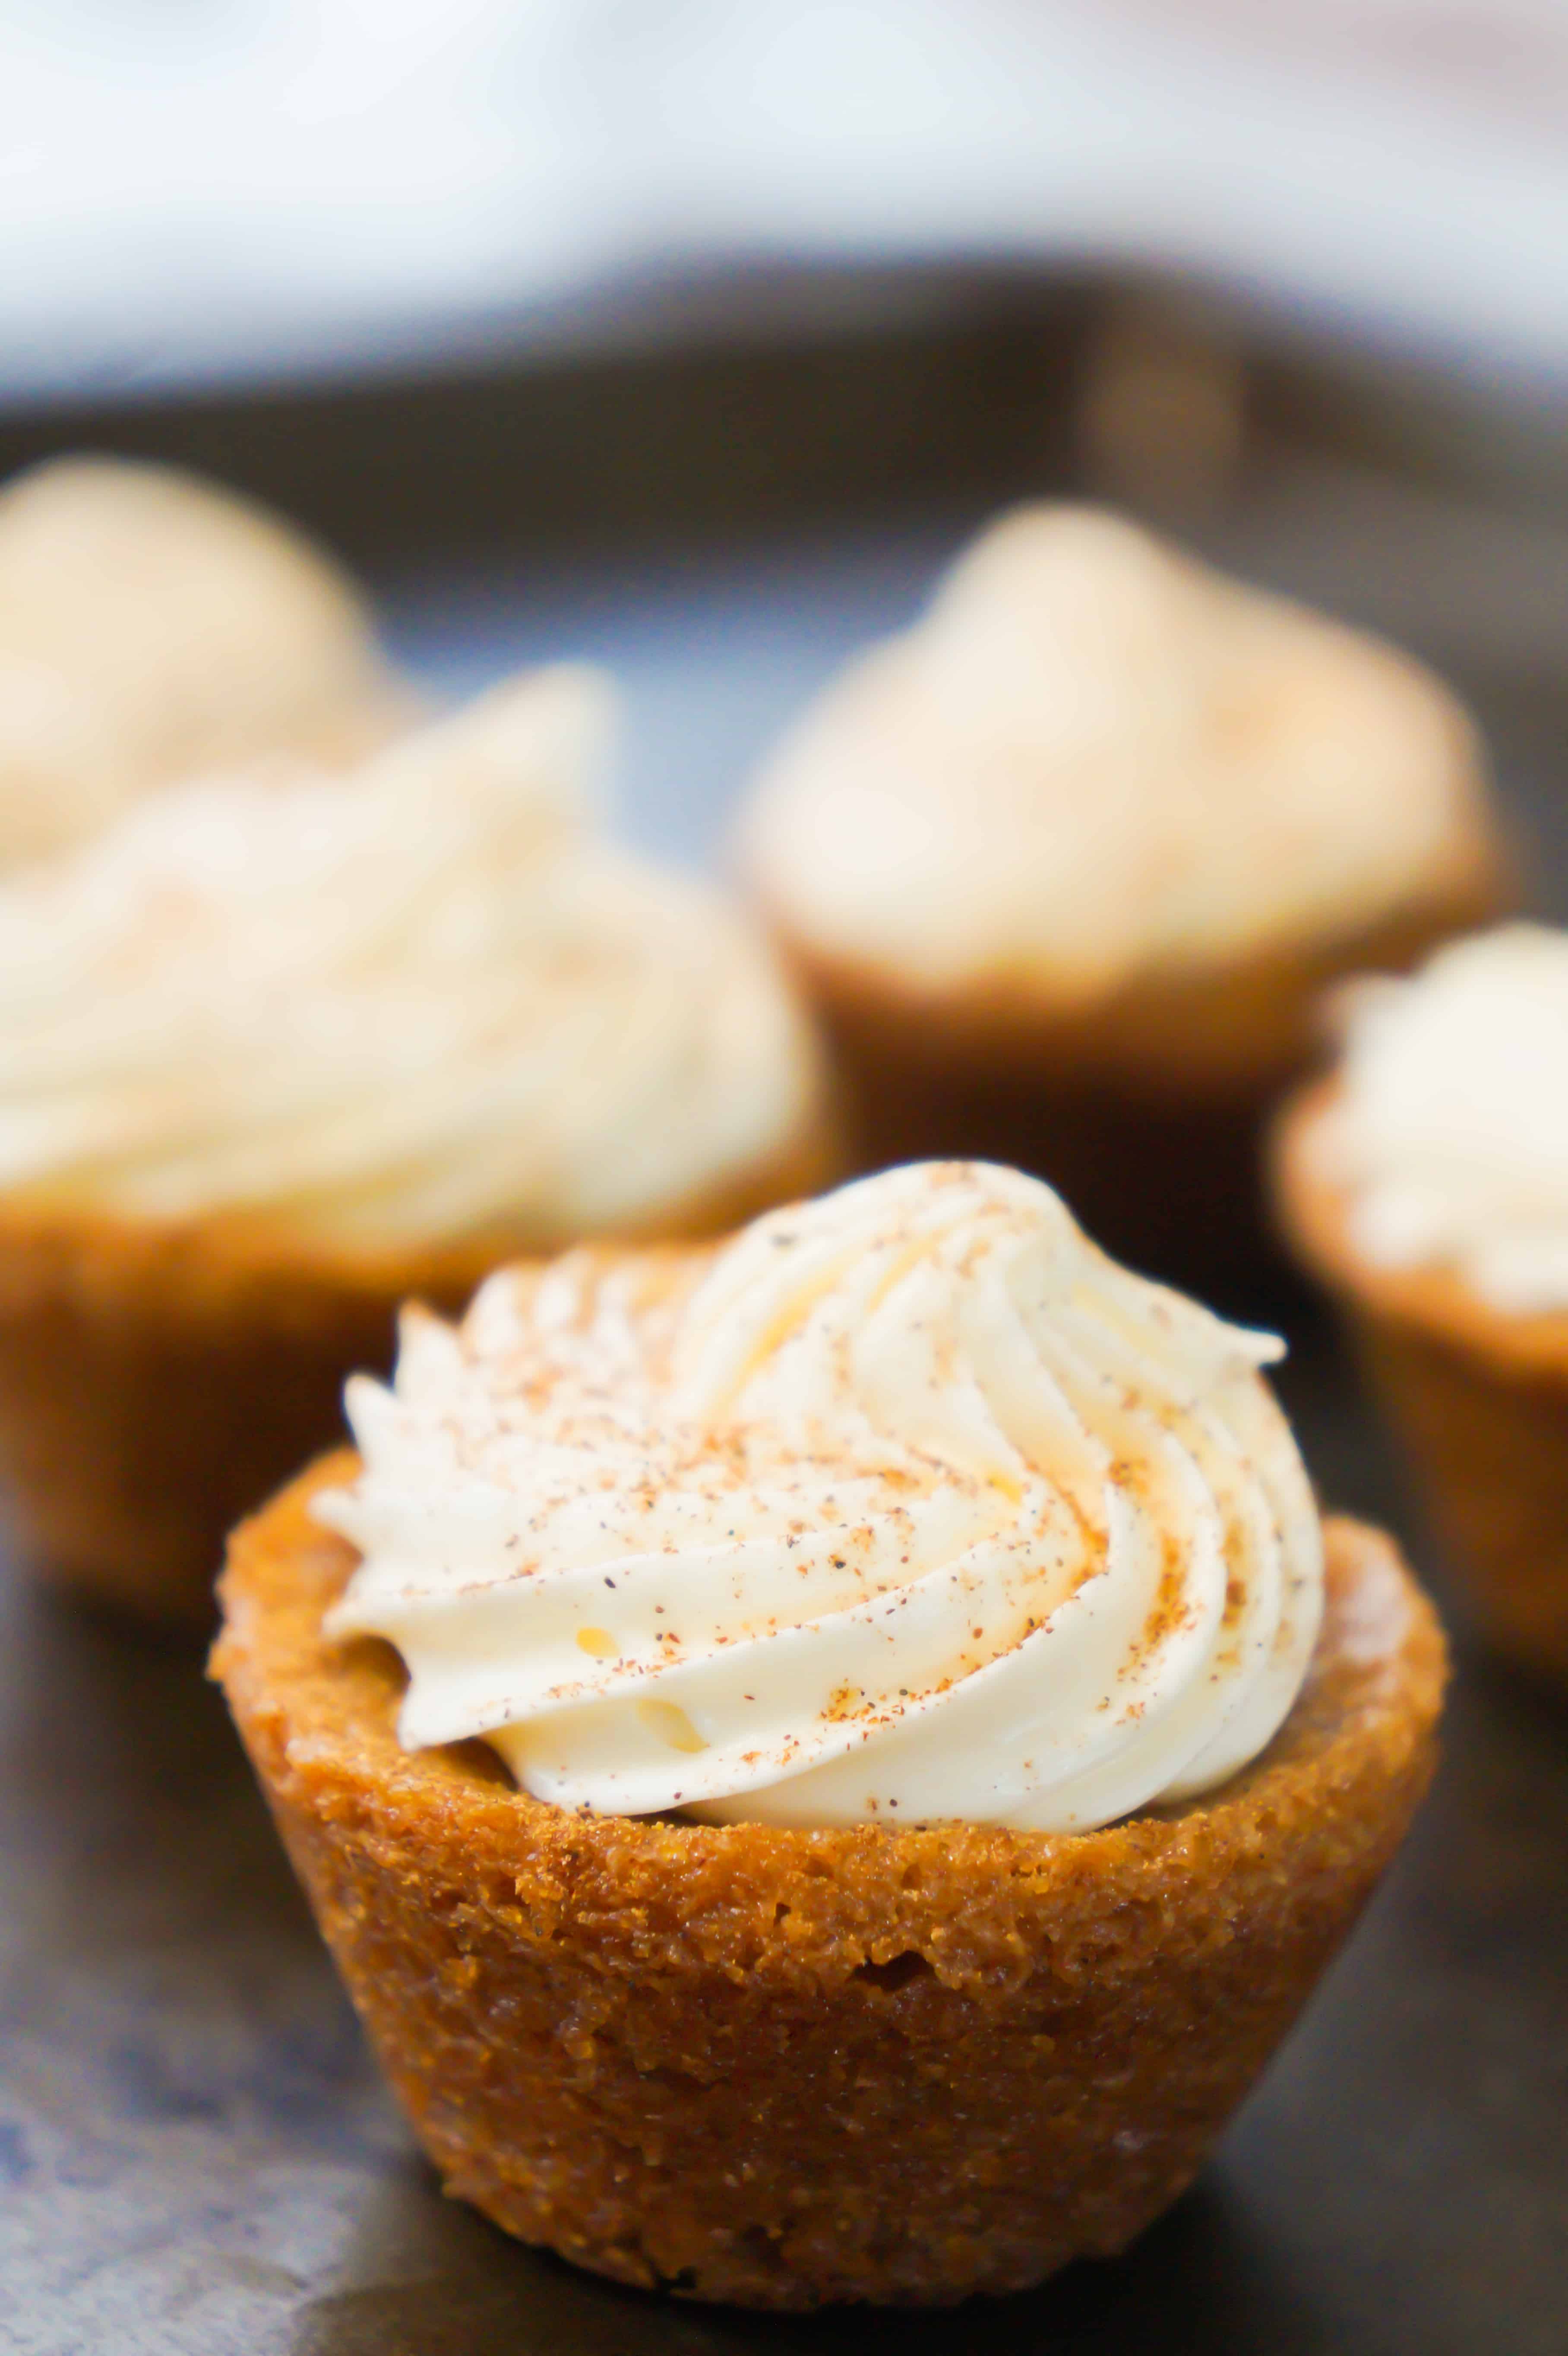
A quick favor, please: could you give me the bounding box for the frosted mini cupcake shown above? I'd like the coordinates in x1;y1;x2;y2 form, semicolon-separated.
0;667;832;1613
738;505;1506;1296
1275;924;1568;1683
216;1161;1444;2307
0;454;408;864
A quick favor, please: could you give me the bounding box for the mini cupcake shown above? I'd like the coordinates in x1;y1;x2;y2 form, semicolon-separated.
1274;924;1568;1684
0;454;410;864
737;505;1507;1299
215;1161;1445;2308
0;667;833;1615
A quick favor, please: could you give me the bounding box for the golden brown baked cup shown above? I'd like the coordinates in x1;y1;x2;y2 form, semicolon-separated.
214;1451;1445;2311
1274;1077;1568;1685
0;1124;834;1621
780;874;1505;1308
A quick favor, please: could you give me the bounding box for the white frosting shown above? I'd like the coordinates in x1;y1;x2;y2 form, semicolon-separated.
1325;925;1568;1314
740;505;1491;1000
0;666;822;1245
319;1161;1323;1833
0;456;403;864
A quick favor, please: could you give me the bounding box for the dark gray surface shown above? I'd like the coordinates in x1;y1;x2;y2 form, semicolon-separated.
4;439;1568;2353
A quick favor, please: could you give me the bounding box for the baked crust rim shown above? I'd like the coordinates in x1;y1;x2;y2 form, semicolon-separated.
214;1452;1447;1992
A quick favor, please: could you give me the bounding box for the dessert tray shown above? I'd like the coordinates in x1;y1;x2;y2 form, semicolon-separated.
2;277;1565;2355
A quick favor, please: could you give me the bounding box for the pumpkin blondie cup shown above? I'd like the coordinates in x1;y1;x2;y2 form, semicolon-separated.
216;1160;1445;2308
0;667;834;1615
1275;924;1568;1684
737;505;1507;1299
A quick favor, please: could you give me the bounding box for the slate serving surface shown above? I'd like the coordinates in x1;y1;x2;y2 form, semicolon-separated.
3;313;1567;2354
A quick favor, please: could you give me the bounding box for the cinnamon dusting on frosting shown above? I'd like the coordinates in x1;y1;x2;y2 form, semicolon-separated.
319;1161;1323;1832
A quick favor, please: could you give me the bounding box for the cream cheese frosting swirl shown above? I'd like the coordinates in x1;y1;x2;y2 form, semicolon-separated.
1321;924;1568;1314
0;665;824;1246
319;1161;1323;1831
739;504;1495;1001
0;456;405;864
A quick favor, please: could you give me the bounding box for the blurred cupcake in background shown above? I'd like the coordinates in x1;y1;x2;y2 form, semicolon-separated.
0;666;835;1616
0;454;411;864
1274;925;1568;1687
737;504;1508;1302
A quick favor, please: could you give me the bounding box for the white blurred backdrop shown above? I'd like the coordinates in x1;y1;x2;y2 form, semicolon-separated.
3;0;1568;397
